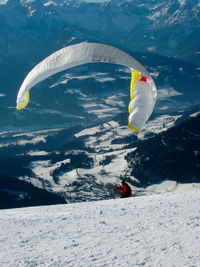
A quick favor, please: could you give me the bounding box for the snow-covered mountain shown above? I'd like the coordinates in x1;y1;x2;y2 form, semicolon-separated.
0;0;200;208
1;106;200;207
0;188;200;266
0;0;200;64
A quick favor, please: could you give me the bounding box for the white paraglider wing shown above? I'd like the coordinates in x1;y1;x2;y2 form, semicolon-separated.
16;42;157;132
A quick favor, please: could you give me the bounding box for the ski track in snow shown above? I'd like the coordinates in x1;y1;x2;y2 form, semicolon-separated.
0;189;200;267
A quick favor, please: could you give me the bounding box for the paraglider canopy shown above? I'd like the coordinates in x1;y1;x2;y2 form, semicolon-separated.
16;42;157;132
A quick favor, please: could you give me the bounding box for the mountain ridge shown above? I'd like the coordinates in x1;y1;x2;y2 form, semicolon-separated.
0;0;200;64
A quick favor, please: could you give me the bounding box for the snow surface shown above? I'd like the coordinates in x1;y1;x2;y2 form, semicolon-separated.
0;188;200;267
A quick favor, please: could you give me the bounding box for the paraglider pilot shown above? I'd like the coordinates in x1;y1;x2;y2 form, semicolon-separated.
113;180;132;198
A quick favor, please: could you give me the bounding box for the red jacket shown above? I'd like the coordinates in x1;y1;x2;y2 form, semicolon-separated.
113;183;132;198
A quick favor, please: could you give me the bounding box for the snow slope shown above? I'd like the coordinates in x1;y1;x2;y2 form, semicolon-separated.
0;188;200;266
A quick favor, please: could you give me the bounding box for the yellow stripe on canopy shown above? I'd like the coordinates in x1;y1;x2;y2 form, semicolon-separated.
128;69;141;114
128;69;141;131
16;91;29;110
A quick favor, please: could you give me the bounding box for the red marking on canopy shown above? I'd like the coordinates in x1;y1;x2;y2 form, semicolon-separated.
139;76;147;82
